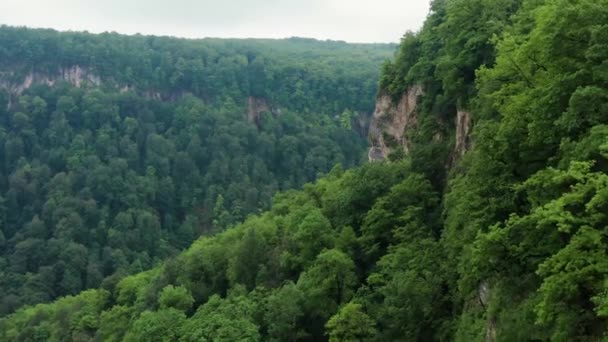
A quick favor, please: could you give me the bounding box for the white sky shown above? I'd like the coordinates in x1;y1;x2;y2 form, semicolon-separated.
0;0;432;43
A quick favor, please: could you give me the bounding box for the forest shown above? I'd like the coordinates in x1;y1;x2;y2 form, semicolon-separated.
2;0;608;340
0;26;394;317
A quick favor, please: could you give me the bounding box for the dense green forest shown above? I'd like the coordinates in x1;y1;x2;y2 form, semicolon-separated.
3;0;608;340
0;26;395;317
1;161;444;341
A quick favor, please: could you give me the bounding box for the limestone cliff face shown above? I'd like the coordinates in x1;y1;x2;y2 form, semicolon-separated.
478;281;497;342
450;109;473;165
368;84;474;165
368;85;423;161
0;65;101;96
0;65;190;106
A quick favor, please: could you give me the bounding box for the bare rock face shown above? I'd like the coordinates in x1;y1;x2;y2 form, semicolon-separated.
485;318;497;342
454;110;472;158
60;66;101;88
144;90;163;100
247;97;270;124
477;281;497;342
368;147;385;162
368;85;423;161
478;281;490;308
0;65;102;96
446;109;473;167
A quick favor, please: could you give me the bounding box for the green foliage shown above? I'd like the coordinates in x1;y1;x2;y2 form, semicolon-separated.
3;0;608;340
124;309;187;342
0;27;395;115
325;302;377;342
0;289;110;341
297;249;357;321
263;282;305;342
360;174;438;263
377;0;608;339
440;0;608;339
180;294;261;341
0;26;392;316
0;161;442;341
98;305;135;341
159;285;194;312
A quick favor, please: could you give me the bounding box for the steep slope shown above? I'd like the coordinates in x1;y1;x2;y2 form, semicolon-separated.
376;0;608;339
368;85;423;161
0;26;395;317
0;27;394;113
3;0;608;341
0;161;448;341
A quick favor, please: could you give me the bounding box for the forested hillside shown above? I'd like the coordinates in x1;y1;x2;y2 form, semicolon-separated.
0;26;394;317
3;0;608;340
1;161;446;341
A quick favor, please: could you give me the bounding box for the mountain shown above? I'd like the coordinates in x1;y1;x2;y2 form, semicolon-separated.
2;0;608;340
0;25;395;317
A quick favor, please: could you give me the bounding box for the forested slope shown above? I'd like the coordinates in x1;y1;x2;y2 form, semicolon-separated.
377;0;608;339
1;161;447;341
0;26;394;317
3;0;608;340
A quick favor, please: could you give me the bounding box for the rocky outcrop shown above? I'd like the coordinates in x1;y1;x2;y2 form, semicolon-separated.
354;111;372;138
478;281;490;308
247;97;270;124
454;110;472;158
246;97;283;126
143;90;163;101
449;109;473;166
368;85;423;161
0;66;192;106
368;147;385;161
477;281;496;342
0;65;101;96
367;85;474;166
59;66;101;88
485;318;497;342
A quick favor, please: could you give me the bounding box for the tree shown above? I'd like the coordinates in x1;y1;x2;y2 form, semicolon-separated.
158;285;194;312
98;305;135;341
124;309;186;342
339;109;356;130
264;282;305;342
180;294;260;342
297;249;357;337
290;209;335;271
325;302;377;342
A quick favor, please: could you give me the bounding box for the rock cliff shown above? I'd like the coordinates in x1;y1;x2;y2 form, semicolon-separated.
368;85;423;161
0;65;101;96
247;96;270;124
368;85;474;165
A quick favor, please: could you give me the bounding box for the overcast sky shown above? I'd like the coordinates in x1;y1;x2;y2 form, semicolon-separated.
0;0;431;43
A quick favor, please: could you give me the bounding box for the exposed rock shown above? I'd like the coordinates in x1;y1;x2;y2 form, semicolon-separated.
449;109;473;166
0;65;102;96
60;65;101;88
247;96;270;125
355;111;372;138
368;147;385;162
433;132;443;142
144;91;162;100
478;281;496;342
485;318;497;342
454;110;472;157
478;281;490;308
368;85;423;161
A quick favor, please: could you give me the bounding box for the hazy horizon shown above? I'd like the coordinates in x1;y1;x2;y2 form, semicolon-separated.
0;0;432;43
